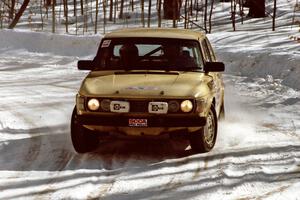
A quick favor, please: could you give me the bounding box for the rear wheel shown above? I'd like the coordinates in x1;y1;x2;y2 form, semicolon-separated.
189;105;218;153
71;106;99;153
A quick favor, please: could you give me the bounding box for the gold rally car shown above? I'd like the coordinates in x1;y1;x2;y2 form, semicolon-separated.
71;28;225;153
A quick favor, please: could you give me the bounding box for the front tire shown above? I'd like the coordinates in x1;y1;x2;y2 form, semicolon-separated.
189;105;218;153
71;106;99;153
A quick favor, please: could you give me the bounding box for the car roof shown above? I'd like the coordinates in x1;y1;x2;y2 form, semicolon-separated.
103;28;205;41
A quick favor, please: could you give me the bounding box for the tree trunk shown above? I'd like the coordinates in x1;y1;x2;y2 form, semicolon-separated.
0;3;3;29
40;0;44;30
204;0;208;32
184;0;188;29
63;0;69;33
148;0;152;27
52;0;56;33
141;0;145;27
114;0;117;23
80;0;84;15
157;0;161;27
208;0;214;33
95;0;99;33
131;0;134;11
248;0;265;18
8;0;31;29
73;0;77;16
272;0;276;31
109;0;113;21
119;0;124;19
9;0;16;19
103;0;106;33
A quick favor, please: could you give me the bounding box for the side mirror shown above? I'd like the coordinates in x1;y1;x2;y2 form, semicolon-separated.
204;62;225;72
77;60;94;70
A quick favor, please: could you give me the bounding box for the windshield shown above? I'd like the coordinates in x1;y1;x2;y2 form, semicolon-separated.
93;38;204;71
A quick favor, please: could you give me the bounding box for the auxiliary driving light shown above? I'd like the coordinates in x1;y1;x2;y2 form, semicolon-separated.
87;98;100;111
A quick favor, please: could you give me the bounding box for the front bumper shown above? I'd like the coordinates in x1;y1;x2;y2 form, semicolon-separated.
77;113;206;127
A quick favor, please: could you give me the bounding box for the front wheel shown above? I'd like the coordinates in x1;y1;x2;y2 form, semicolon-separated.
189;105;218;153
71;106;99;153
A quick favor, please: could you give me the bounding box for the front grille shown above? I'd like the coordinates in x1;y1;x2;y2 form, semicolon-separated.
86;98;195;113
129;100;149;113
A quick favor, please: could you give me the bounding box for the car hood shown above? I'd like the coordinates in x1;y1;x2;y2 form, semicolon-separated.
79;71;212;98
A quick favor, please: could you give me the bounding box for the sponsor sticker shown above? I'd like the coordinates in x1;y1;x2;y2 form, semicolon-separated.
128;119;148;127
101;40;111;48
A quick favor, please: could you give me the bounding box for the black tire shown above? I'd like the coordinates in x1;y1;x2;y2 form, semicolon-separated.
71;106;99;153
189;105;218;153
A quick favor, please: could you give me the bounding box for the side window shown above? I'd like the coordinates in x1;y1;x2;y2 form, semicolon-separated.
200;40;212;62
205;39;216;61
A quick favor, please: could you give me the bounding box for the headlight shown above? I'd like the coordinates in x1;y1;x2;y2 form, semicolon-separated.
180;100;193;112
87;98;100;111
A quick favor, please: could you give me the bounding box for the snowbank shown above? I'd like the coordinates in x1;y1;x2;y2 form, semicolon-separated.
209;29;300;90
0;29;101;57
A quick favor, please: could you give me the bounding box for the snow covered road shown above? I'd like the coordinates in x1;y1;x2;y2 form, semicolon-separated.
1;30;300;199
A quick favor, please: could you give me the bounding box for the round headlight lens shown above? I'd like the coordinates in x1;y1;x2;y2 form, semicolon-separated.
168;100;180;112
87;98;100;111
100;99;111;112
180;100;193;113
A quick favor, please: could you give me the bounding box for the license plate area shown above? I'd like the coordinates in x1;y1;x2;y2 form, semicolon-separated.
128;118;148;127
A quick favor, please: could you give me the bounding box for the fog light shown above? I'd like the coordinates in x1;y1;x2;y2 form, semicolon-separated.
168;100;180;112
100;99;111;112
76;94;85;111
87;98;100;111
180;100;193;112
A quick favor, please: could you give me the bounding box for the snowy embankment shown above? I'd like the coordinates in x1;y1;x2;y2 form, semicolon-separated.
208;29;300;89
0;30;101;57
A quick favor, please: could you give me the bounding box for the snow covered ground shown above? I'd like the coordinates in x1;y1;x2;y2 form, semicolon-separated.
1;0;300;199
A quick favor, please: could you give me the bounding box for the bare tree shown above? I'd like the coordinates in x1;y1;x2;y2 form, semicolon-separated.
40;0;44;30
63;0;69;33
157;0;161;27
141;0;145;27
52;0;56;33
119;0;124;19
184;0;188;29
0;2;3;29
114;0;117;23
204;0;208;32
130;0;134;11
9;0;31;29
80;0;84;15
9;0;16;19
230;0;237;31
103;0;107;33
208;0;214;33
272;0;276;31
148;0;152;27
109;0;113;21
95;0;99;33
248;0;265;17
